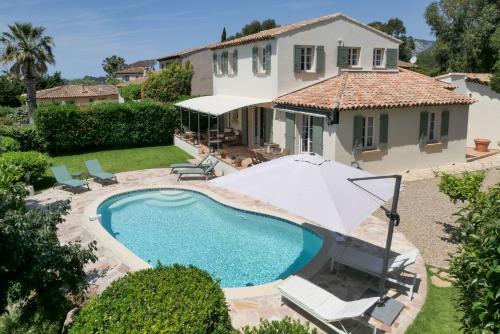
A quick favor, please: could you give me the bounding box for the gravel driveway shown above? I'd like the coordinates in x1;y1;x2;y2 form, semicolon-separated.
374;168;499;268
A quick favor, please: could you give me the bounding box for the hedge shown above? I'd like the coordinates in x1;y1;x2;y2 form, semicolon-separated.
69;265;233;334
34;101;179;154
0;136;21;152
0;151;50;183
119;83;142;102
0;125;46;152
242;317;317;334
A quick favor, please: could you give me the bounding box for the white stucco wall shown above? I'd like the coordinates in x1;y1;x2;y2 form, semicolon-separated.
212;40;278;99
276;17;399;96
334;105;469;174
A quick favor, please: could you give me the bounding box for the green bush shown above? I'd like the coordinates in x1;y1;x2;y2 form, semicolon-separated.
0;151;50;183
142;61;193;103
34;101;179;154
69;264;233;334
242;317;317;334
0;136;21;152
0;125;46;152
438;171;500;333
119;83;142;102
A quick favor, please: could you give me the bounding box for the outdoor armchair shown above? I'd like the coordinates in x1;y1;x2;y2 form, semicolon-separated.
51;165;90;191
84;159;117;182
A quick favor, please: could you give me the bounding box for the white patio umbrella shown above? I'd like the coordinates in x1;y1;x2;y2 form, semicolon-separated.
210;152;395;235
209;152;403;297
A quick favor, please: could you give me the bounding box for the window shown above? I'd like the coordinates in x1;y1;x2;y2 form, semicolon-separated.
300;47;313;71
259;48;268;73
347;47;360;66
362;116;375;149
373;48;384;67
301;115;313;152
428;112;439;141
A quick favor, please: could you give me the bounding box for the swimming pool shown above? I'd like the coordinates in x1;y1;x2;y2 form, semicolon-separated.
97;189;323;288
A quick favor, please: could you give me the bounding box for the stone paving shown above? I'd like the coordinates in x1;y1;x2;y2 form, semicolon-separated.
29;168;426;333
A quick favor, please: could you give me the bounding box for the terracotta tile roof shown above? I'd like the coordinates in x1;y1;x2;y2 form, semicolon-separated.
115;67;145;75
275;68;475;111
465;73;491;85
157;44;214;61
37;85;118;99
211;13;402;49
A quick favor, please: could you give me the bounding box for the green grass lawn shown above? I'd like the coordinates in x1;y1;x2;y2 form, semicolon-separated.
35;145;192;190
406;267;462;334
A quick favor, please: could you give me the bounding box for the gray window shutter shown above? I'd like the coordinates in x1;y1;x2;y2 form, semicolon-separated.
419;111;429;145
337;46;349;67
241;108;248;145
264;108;273;143
353;115;364;152
386;48;398;68
212;53;217;74
316;45;325;72
440;110;450;143
312;116;324;155
232;49;238;75
285;112;296;153
265;44;272;74
222;51;228;75
379;113;389;149
252;46;258;74
294;45;302;71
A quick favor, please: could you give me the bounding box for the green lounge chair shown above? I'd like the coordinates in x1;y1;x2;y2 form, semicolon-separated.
176;160;219;181
84;159;117;182
51;165;89;190
169;154;211;174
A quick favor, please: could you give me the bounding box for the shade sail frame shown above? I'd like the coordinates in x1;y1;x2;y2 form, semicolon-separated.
175;95;272;116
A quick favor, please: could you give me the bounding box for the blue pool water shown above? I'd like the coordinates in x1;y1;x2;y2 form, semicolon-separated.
97;189;323;288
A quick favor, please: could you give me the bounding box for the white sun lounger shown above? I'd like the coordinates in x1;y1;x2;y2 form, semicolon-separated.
278;276;379;334
330;245;418;299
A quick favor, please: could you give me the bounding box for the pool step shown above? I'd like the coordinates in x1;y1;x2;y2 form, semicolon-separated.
107;193;155;210
145;197;197;209
155;192;192;202
159;190;185;196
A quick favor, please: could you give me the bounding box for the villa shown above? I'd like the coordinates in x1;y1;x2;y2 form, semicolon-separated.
175;13;474;175
36;84;119;106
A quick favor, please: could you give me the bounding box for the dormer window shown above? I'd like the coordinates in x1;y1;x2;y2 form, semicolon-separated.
347;47;360;66
373;48;384;67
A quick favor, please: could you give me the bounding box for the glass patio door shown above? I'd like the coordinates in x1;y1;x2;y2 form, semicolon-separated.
301;115;313;152
253;108;265;146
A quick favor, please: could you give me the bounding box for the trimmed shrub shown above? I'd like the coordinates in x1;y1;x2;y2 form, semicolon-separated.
0;125;46;152
69;264;233;334
242;317;317;334
0;151;50;183
119;83;142;102
0;136;21;152
142;61;193;103
34;101;179;154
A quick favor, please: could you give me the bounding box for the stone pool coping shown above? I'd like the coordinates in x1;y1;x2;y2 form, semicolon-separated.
83;184;335;300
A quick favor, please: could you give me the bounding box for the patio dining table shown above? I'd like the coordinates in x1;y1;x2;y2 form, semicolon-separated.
253;148;287;162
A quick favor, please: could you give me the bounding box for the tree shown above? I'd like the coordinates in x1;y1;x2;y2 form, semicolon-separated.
101;55;126;80
221;27;227;42
226;19;278;40
424;1;500;74
368;18;415;62
36;71;65;90
142;61;193;103
0;75;24;107
0;23;55;122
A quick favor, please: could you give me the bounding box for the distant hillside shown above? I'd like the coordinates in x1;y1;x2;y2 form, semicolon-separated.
413;39;435;56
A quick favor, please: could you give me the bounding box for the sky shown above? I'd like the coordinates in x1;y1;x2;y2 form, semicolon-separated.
0;0;435;79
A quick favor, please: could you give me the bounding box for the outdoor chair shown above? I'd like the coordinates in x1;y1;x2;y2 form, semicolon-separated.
176;160;219;181
278;276;379;334
51;165;90;191
169;154;211;174
329;245;418;299
84;159;117;182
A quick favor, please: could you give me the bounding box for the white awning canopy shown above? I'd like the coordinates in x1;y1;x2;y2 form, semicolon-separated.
175;95;272;116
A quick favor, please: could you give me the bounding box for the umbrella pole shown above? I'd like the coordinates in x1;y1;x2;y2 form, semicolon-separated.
347;174;402;303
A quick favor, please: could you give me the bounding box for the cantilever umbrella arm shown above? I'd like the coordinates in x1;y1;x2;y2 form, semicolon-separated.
347;174;403;304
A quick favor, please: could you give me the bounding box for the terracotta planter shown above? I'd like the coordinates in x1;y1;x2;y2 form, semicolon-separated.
220;153;227;159
234;159;242;167
474;138;491;152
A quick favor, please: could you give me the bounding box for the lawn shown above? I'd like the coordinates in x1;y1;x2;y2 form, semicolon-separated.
406;267;462;334
36;145;192;190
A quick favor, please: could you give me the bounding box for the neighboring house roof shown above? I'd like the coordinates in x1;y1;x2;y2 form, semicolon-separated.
211;13;402;49
275;68;474;111
128;59;156;68
435;73;492;86
157;44;214;61
116;76;148;87
115;67;145;75
397;60;417;69
36;85;118;99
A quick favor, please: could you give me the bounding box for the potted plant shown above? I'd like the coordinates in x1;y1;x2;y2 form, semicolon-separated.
474;138;491;152
174;128;180;135
219;150;227;159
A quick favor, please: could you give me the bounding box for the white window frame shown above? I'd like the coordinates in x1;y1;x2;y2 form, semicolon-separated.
347;47;361;67
362;116;376;149
428;111;441;142
299;46;314;72
373;48;384;67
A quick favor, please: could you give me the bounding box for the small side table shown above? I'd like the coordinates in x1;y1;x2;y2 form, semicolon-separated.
71;171;83;179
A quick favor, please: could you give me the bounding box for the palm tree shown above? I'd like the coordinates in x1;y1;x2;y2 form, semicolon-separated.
0;23;55;122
